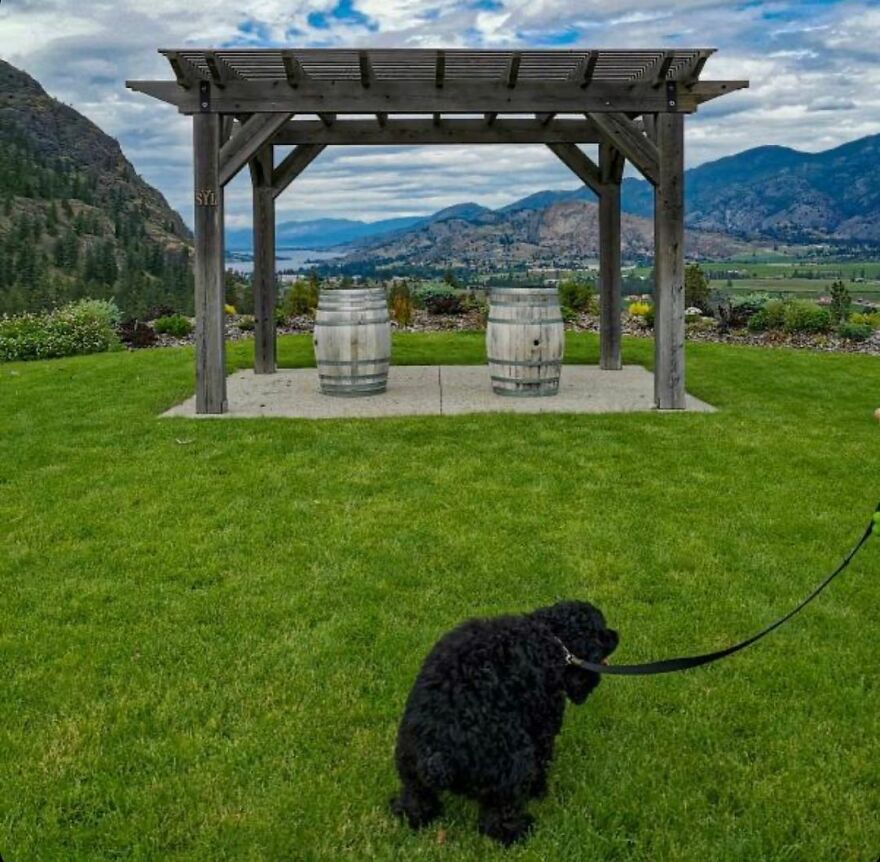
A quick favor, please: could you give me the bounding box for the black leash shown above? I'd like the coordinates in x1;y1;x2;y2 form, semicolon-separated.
566;503;879;677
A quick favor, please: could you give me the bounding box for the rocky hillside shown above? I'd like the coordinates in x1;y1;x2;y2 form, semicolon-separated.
0;59;192;317
621;134;880;244
337;198;755;269
281;133;880;266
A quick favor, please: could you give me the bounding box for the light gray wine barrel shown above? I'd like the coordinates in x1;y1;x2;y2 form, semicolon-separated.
486;287;564;396
313;288;391;396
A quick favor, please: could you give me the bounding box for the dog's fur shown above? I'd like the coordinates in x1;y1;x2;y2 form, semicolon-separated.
391;600;618;845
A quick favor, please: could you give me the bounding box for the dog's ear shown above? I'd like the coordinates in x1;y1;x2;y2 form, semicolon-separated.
562;666;599;705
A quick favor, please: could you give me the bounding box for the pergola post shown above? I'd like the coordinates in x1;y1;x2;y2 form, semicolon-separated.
250;145;276;374
653;113;685;409
193;109;227;414
598;142;623;371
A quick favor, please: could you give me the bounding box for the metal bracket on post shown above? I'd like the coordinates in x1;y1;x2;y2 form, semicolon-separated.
665;80;678;111
199;80;211;113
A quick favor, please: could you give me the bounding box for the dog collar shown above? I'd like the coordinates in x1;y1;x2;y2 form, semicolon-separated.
552;635;587;668
552;635;607;670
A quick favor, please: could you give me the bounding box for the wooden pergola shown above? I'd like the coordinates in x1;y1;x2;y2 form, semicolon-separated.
128;48;746;414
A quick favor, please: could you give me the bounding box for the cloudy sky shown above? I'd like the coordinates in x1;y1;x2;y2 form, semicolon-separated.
2;0;879;230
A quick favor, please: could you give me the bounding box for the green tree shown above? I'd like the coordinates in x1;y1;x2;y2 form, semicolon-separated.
829;280;851;323
685;263;710;310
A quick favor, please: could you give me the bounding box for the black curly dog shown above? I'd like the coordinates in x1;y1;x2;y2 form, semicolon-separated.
391;600;618;846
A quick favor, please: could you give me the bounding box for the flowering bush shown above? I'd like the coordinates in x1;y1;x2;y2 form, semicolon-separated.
224;304;237;316
628;301;651;317
850;311;880;329
0;299;121;362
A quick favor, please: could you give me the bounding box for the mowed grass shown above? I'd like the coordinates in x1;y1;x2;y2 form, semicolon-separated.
1;333;879;861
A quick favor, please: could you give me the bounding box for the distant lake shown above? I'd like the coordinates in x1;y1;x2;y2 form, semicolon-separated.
226;248;343;274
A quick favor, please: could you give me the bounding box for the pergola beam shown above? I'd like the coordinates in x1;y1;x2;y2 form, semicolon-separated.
587;112;659;185
273;117;603;146
127;79;745;115
569;52;598;88
282;50;307;88
546;143;603;196
359;51;374;88
435;50;445;88
271;143;326;199
165;51;201;89
218;112;293;186
505;52;522;88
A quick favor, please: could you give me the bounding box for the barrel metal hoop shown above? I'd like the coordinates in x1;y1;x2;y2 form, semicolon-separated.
318;372;389;381
314;318;390;327
486;317;564;325
315;357;391;366
489;300;560;308
487;357;562;368
491;385;560;397
491;374;560;383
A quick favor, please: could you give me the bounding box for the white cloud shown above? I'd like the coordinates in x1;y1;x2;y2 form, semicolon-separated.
1;0;878;227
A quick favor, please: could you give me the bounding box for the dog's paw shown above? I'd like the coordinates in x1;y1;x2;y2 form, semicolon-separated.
390;794;442;830
479;809;535;846
529;774;548;800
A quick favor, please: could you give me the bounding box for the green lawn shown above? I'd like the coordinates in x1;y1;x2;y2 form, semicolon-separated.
2;333;879;861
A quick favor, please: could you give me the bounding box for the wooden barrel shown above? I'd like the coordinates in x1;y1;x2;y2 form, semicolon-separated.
313;288;391;396
486;287;564;396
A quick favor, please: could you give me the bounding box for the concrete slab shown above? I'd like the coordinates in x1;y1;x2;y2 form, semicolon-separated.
163;365;715;419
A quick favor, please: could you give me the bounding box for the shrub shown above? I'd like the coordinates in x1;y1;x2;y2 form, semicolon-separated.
118;319;158;348
728;292;771;325
274;305;288;326
461;293;489;323
783;300;831;334
224;304;237;316
419;287;464;315
237;315;255;331
283;280;319;317
746;312;768;332
558;278;595;313
850;311;880;329
388;283;414;327
837;322;873;342
153;314;193;337
561;305;578;324
0;299;121;362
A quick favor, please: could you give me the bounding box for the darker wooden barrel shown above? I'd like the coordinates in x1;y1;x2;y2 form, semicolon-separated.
486;287;564;396
313;288;391;396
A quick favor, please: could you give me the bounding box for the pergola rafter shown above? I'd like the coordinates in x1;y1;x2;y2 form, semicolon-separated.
126;47;746;414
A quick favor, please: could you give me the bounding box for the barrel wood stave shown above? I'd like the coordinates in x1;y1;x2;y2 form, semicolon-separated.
313;288;391;397
486;287;564;397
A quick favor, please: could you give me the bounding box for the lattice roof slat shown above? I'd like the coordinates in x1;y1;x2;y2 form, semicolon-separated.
162;48;716;84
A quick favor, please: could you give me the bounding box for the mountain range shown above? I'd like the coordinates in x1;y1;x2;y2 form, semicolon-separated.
227;133;880;266
2;54;878;315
